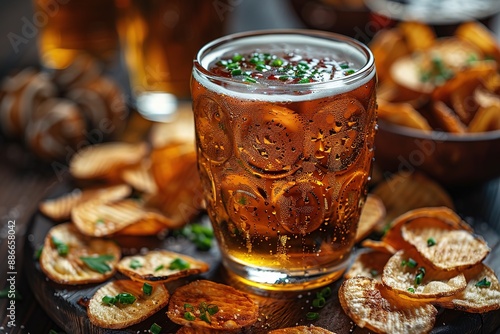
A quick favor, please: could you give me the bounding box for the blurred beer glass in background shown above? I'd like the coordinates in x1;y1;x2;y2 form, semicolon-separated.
34;0;119;70
115;0;227;121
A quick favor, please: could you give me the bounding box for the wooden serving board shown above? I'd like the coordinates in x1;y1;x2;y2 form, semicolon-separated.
23;183;500;334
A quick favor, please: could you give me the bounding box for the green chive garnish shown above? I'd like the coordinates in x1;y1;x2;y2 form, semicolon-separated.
475;277;491;288
408;287;415;293
244;77;257;83
306;312;319;320
231;69;242;76
129;259;142;269
184;311;196;321
344;69;356;75
51;236;69;256
207;304;219;315
427;237;436;247
143;282;153;296
402;258;417;268
370;269;379;277
116;292;136;304
169;257;190;270
319;286;332;298
80;254;114;274
312;297;326;308
102;295;116;305
149;323;162;334
154;264;164;272
232;53;243;62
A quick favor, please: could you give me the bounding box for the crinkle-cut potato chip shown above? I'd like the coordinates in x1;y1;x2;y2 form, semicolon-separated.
70;142;148;181
39;184;131;221
382;206;472;252
377;100;432;131
355;194;386;243
269;325;336;333
121;159;157;194
115;214;172;236
431;101;467;133
468;105;500;132
167;280;259;331
40;223;120;284
87;279;169;329
455;21;500;63
398;21;436;52
382;249;466;301
401;220;490;271
435;263;500;313
372;171;454;231
345;250;391;281
339;276;437;334
360;239;397;255
117;250;209;283
72;199;172;237
149;106;196;149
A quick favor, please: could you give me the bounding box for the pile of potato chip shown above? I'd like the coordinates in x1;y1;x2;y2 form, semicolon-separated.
340;205;500;334
372;21;500;133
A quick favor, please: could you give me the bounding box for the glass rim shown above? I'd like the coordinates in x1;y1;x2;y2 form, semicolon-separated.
193;29;375;95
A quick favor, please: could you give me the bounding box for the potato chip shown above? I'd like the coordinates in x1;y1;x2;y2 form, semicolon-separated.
370;28;410;82
431;101;467;133
474;85;500;109
70;142;148;181
468;105;500;132
377;100;432;131
72;199;171;237
116;214;171;236
398;21;436;52
40;223;120;284
121;159;157;194
269;325;336;333
176;326;238;334
117;250;209;283
401;219;490;271
390;55;435;98
435;263;500;313
360;239;397;255
455;21;500;63
339;276;437;334
355;194;386;243
167;280;259;330
87;279;169;329
39;184;131;221
345;250;391;281
149;106;196;149
372;171;454;230
382;249;466;301
382;206;472;252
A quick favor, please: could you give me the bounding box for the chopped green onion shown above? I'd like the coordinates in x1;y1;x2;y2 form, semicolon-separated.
475;277;491;288
312;297;326;308
143;283;153;296
102;295;116;305
407;287;415;293
344;69;356;75
231;69;242;76
370;269;379;277
34;245;43;260
401;258;417;268
184;303;194;311
200;311;211;324
232;53;243;62
80;254;114;274
415;267;426;285
244;77;257;83
306;312;319;320
184;311;196;321
298;78;311;83
226;62;239;70
207;304;219;315
339;63;349;69
116;292;136;304
169;257;190;270
427;237;436;247
319;286;332;298
51;236;69;256
149;323;162;334
154;264;164;272
256;63;269;71
129;259;142;269
95;218;105;225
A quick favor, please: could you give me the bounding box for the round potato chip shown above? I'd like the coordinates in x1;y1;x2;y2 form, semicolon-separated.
401;220;490;271
117;250;209;283
39;184;131;221
121;159;157;194
70;142;148;181
372;171;454;231
40;223;120;285
167;280;259;331
360;239;397;255
269;325;336;333
382;206;471;252
72;199;171;237
355;194;386;243
176;326;237;334
377;100;433;131
345;250;392;281
87;279;169;329
339;276;437;334
435;263;500;313
382;249;466;301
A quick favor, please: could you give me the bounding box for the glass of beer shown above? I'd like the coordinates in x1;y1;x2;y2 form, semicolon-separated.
192;30;377;290
115;0;226;121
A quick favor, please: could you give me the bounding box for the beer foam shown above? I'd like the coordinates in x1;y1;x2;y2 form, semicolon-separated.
194;33;375;102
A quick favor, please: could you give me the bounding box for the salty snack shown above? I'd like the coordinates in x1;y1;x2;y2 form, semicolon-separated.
117;250;209;283
355;194;386;242
39;184;131;221
382;249;466;300
435;263;500;313
401;219;490;271
87;279;169;329
121;159;157;194
39;223;120;284
72;199;173;237
69;142;148;181
269;325;336;333
372;171;454;229
339;276;437;334
167;280;259;331
344;250;392;281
